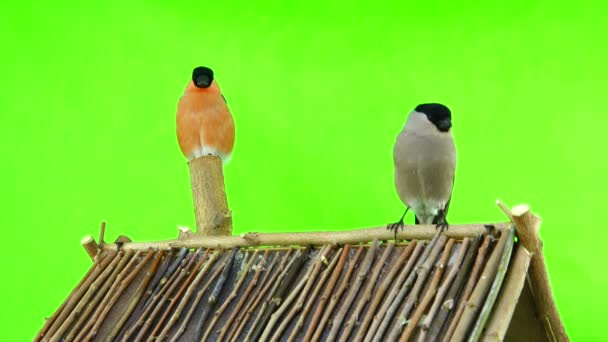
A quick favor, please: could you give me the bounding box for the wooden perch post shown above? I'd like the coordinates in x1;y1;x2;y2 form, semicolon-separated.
188;155;232;236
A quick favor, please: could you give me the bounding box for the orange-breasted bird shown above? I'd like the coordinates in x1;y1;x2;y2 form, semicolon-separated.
176;66;235;162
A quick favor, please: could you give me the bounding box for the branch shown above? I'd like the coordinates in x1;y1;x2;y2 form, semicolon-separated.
47;251;120;342
201;250;258;340
451;226;512;340
249;246;312;341
419;238;471;341
301;245;350;342
427;236;481;341
358;241;417;342
108;250;164;340
337;240;385;342
155;249;210;340
217;249;270;341
120;247;185;337
386;233;448;341
87;250;154;340
509;203;566;341
99;221;106;245
194;248;237;341
124;248;190;340
311;245;365;341
81;235;99;261
401;238;455;341
133;251;194;341
36;254;102;342
370;241;427;342
170;250;221;342
102;223;509;251
469;226;515;340
482;244;532;341
147;249;204;339
77;249;139;341
227;249;286;341
268;246;333;341
442;235;492;342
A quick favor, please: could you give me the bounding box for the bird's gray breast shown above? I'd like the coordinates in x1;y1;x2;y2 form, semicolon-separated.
393;131;456;217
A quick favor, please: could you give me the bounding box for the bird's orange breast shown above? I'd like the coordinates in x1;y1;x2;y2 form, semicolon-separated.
176;81;235;161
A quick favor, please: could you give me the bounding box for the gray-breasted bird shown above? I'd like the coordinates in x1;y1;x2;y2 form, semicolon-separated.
388;103;456;237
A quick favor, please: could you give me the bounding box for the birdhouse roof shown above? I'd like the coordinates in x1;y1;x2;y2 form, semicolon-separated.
35;204;567;341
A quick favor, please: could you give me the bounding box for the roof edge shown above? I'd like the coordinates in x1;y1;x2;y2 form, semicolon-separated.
96;223;510;252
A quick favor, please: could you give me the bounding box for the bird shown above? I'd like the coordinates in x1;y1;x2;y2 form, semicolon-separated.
176;66;235;163
387;103;456;238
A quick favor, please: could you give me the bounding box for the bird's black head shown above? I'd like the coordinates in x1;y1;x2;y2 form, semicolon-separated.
192;66;214;88
415;103;452;132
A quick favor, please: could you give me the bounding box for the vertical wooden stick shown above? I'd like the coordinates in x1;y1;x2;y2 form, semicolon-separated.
188;155;232;236
503;202;568;342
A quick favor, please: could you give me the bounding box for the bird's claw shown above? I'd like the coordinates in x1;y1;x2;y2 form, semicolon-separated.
387;220;405;240
435;220;449;233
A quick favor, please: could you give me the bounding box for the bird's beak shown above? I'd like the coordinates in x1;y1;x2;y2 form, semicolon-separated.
194;74;212;88
437;118;452;132
192;66;214;88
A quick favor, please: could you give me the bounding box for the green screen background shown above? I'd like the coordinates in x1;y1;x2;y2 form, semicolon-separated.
1;0;605;340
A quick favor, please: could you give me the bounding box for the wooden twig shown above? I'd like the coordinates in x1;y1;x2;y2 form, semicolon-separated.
108;250;164;340
81;235;99;261
386;234;448;341
48;251;120;342
482;244;532;341
337;240;385;342
87;249;154;340
133;252;194;342
451;226;512;341
228;250;289;342
400;238;455;341
469;225;515;340
217;250;270;341
189;155;232;236
116;249;176;339
301;245;350;342
267;246;332;341
311;245;365;342
508;202;567;341
219;250;273;342
155;249;210;340
76;250;139;341
248;246;312;341
427;236;481;342
170;250;222;342
370;240;427;342
280;245;342;341
419;238;470;339
442;235;492;342
125;248;190;341
194;248;237;341
36;254;102;342
240;249;297;341
261;246;324;340
99;221;106;245
201;250;258;340
357;241;417;342
329;240;379;341
103;223;508;251
144;249;203;340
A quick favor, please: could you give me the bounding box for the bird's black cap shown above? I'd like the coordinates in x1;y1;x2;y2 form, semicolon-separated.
192;66;214;88
415;103;452;132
